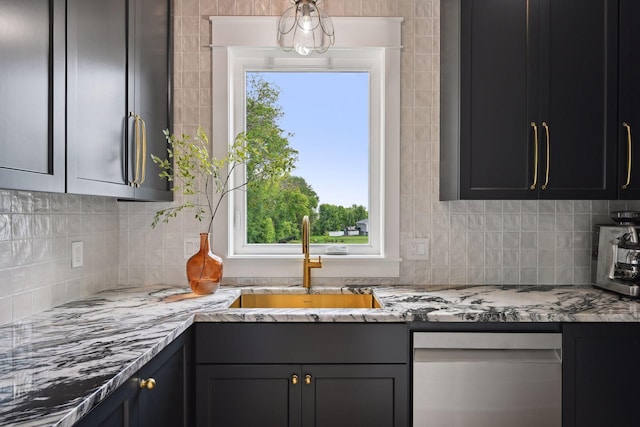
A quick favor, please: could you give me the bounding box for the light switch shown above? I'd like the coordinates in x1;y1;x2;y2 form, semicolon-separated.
184;237;200;259
407;238;429;260
71;241;84;268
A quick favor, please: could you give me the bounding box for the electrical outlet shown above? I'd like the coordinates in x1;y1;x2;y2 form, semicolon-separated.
71;241;84;268
407;238;429;260
183;238;200;259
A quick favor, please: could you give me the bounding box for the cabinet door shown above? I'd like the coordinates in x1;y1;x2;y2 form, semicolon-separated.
618;0;640;198
441;0;618;201
130;0;172;201
302;364;407;427
138;330;191;427
195;364;302;427
441;0;538;200
537;0;618;199
562;323;640;427
74;378;139;427
0;0;65;193
66;0;135;198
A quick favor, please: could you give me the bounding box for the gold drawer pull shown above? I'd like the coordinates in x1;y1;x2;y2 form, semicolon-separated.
305;374;312;385
292;374;299;385
541;121;550;190
129;112;142;187
623;122;632;190
139;115;147;186
530;122;539;190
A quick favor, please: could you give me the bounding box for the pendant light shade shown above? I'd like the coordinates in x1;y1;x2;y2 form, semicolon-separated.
277;0;335;55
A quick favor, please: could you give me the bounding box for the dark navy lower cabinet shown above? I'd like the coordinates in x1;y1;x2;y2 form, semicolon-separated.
562;323;640;427
195;323;409;427
75;330;192;427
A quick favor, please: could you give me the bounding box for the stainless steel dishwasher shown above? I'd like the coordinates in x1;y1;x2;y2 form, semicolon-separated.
413;332;562;427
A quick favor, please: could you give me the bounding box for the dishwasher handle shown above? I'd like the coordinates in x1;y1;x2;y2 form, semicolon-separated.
414;348;562;364
413;333;562;364
413;332;562;351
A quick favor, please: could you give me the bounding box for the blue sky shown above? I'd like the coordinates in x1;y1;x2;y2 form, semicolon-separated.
249;71;369;208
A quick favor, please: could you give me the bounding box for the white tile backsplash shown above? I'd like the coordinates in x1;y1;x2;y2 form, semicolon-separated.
0;190;120;325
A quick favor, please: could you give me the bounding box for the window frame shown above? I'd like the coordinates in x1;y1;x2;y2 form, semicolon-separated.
210;16;402;279
232;53;381;256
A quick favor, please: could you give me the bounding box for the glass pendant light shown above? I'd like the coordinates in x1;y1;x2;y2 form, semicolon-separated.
277;0;335;55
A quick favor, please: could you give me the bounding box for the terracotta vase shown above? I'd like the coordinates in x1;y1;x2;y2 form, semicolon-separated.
186;233;223;295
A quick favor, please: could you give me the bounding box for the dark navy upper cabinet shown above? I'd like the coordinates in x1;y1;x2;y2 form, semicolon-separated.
441;0;618;200
66;0;172;201
0;0;171;201
618;0;640;198
0;0;66;193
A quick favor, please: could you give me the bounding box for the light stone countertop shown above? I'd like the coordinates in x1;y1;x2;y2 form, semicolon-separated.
1;284;640;426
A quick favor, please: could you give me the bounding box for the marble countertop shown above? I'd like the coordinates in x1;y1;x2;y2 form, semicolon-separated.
2;284;640;426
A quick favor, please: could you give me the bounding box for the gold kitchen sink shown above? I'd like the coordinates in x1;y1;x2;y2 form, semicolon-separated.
230;293;382;309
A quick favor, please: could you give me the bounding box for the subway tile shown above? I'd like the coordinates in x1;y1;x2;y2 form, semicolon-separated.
537;267;555;284
555;232;573;249
503;200;521;214
485;267;502;284
503;267;519;284
12;291;33;320
503;232;520;249
538;214;555;231
538;232;555;250
485;232;501;249
11;215;33;239
539;200;555;214
32;193;50;213
538;250;555;267
0;295;11;324
12;240;32;266
503;249;519;266
556;267;573;285
520;267;537;284
0;269;10;298
0;215;10;241
0;191;11;213
11;192;33;214
484;214;502;231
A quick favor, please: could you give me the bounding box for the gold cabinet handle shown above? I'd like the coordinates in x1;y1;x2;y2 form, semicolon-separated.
140;378;156;390
139;115;147;187
530;122;539;190
623;122;632;190
129;112;142;187
304;374;312;385
291;374;299;385
541;121;550;190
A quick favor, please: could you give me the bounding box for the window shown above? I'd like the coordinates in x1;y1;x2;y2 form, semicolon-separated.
210;16;402;278
245;71;370;246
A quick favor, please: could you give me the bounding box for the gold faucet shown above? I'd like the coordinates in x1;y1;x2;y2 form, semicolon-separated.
302;215;322;288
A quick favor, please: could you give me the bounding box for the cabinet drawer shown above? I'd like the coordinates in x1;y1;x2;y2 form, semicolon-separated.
195;323;408;364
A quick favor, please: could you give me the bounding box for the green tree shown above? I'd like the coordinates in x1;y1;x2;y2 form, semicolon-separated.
244;73;367;243
317;204;343;233
245;74;325;243
314;203;369;236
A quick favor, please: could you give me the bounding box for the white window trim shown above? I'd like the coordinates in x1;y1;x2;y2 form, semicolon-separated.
210;16;402;278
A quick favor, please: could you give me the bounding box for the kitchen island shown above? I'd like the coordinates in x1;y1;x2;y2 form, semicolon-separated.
1;284;638;426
